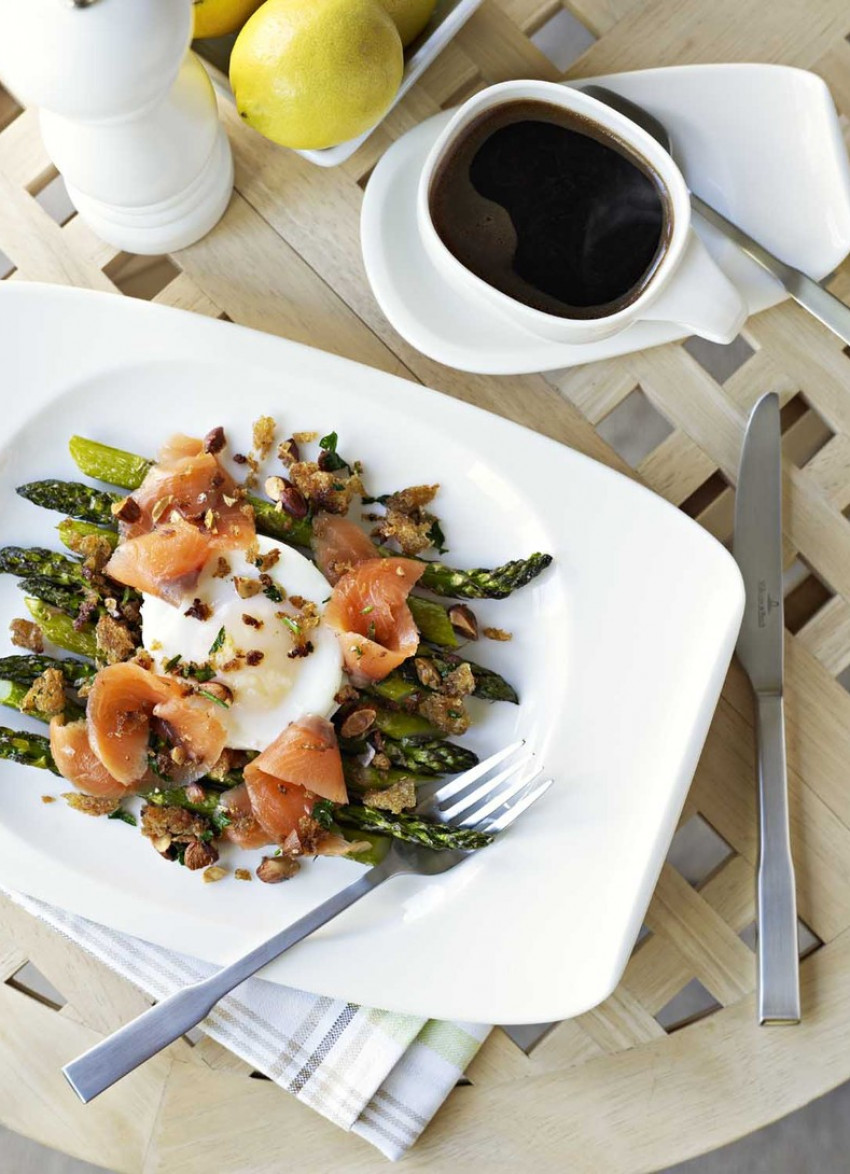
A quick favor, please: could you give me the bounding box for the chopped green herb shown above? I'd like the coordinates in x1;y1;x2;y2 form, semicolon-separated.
427;518;448;554
367;620;377;640
312;798;335;830
263;582;283;603
180;661;214;683
318;431;348;472
108;808;137;827
361;605;374;615
209;626;226;655
163;653;182;672
198;688;229;709
281;615;301;636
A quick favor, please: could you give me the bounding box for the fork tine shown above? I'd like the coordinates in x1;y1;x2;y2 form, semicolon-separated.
457;764;542;827
479;777;554;833
430;740;526;804
437;749;535;821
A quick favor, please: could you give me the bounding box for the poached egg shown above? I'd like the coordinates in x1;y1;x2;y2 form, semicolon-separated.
142;536;342;751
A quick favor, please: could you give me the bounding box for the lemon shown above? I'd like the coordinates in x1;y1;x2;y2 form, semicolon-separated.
193;0;265;39
380;0;438;46
230;0;404;150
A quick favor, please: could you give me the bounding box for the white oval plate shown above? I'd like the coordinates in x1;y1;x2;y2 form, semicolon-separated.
0;283;742;1023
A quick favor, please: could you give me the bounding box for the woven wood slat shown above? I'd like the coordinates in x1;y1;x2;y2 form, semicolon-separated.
3;2;850;1171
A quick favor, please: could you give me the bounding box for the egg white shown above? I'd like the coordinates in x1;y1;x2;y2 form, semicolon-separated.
142;536;342;751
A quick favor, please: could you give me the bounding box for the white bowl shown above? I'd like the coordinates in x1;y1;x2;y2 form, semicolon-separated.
195;0;484;167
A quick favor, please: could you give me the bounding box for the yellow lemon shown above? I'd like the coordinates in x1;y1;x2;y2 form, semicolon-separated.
193;0;265;39
230;0;403;150
380;0;438;46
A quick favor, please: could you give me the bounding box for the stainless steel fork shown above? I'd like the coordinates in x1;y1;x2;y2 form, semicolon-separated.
63;741;551;1103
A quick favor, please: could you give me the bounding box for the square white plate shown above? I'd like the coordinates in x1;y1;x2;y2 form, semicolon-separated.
0;283;743;1023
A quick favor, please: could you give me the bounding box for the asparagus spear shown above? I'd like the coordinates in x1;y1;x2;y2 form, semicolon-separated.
69;435;313;547
57;518;118;553
371;705;440;740
418;553;552;599
380;737;478;776
17;480;120;526
0;725;484;852
25;599;98;659
342;760;419;792
19;577;87;617
0;546;87;587
144;785;233;833
0;726;59;774
249;497;312;548
0;677;84;723
68;436;152;490
336;805;493;851
0;654;96;690
3;548;141;612
69;437;551;601
407;596;458;648
375;647;519;705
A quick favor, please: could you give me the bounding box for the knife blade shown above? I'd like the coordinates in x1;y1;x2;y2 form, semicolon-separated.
734;391;800;1025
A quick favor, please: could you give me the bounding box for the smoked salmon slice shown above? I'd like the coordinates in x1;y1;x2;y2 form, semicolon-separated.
323;557;425;684
105;516;212;605
219;782;275;850
311;513;379;585
50;717;129;799
106;433;255;603
242;769;318;845
86;662;225;786
244;715;347;805
154;693;227;786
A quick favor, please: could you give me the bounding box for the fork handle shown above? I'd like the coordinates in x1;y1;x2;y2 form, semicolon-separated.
63;858;397;1103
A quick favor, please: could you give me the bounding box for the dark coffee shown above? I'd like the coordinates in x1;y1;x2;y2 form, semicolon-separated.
428;99;671;320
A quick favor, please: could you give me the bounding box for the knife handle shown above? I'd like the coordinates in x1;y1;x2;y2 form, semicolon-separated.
754;693;801;1025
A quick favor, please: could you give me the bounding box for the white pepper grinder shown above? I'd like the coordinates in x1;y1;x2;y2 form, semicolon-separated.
0;0;234;254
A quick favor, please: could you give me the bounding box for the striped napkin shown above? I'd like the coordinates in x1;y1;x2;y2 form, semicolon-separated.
5;889;489;1160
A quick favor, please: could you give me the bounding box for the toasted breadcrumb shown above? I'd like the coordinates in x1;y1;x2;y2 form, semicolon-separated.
67;532;114;574
234;576;262;598
234;868;252;881
289;461;363;515
292;431;318;444
10;618;43;652
362;780;416;813
21;668;66;718
95;614;137;664
418;694;471;735
371;484;441;556
63;792;119;817
252;415;276;460
213;556;231;578
444;662;475;697
141;805;211;843
41;795;56;804
203;866;228;883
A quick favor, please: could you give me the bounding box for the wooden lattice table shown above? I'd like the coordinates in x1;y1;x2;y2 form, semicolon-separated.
3;2;850;1171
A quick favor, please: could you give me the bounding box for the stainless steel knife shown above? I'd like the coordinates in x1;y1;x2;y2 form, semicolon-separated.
734;391;800;1025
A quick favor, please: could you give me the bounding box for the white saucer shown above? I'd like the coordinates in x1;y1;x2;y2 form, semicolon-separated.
361;64;850;374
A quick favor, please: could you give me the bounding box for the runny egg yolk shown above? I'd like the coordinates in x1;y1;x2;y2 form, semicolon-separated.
142;537;343;751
